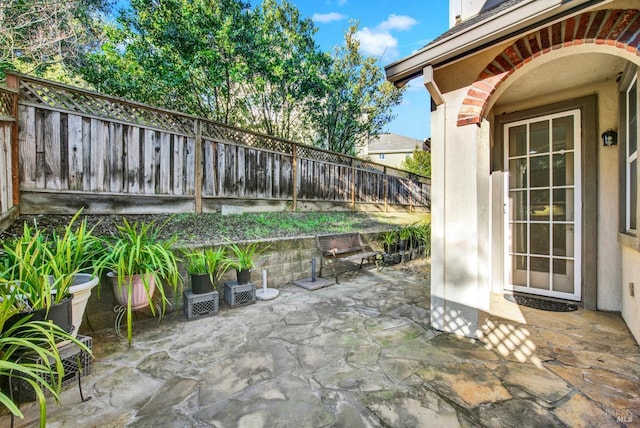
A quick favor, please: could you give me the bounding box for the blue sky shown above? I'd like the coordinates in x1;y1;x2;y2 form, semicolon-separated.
291;1;450;140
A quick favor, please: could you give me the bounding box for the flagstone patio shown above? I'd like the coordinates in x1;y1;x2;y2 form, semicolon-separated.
3;260;639;427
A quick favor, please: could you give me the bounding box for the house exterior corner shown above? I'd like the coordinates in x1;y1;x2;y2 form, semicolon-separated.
387;0;640;344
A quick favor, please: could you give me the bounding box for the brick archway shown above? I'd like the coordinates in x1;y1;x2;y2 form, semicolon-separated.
457;9;640;126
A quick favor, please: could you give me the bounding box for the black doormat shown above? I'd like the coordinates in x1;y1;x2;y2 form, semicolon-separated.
504;294;578;312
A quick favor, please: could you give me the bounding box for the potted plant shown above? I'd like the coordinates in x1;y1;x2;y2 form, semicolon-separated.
183;247;226;294
0;225;74;333
1;210;104;336
223;241;268;285
416;223;431;257
100;218;181;346
381;230;399;255
45;209;104;336
0;289;92;428
399;225;412;251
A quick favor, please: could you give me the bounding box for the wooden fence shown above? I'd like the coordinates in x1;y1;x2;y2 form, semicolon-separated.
0;81;18;230
0;72;430;216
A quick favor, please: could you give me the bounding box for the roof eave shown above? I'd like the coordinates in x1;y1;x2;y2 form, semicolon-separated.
385;0;610;86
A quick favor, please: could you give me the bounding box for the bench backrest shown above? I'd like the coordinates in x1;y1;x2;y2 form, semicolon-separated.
316;233;364;255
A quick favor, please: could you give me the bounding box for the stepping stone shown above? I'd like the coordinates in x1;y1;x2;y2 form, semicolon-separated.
293;277;334;290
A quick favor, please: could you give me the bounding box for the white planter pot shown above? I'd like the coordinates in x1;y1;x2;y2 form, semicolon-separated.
68;273;100;337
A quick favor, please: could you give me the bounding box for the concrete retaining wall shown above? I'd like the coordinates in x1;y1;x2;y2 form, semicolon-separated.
80;233;383;335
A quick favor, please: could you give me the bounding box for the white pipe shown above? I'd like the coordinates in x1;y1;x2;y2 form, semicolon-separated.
262;269;267;292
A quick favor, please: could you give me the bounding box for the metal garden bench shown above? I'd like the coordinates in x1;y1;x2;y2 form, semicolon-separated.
316;233;382;283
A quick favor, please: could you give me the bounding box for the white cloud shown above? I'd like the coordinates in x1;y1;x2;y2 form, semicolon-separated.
313;12;346;23
353;14;418;60
355;27;398;58
378;14;418;31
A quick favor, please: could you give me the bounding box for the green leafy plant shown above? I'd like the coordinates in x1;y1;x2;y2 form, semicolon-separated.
0;292;92;428
399;225;413;242
183;247;227;283
223;241;269;272
45;209;104;289
0;209;103;310
381;230;398;246
1;225;57;311
99;218;181;345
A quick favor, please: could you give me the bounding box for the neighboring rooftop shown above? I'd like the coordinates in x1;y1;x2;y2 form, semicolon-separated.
367;133;427;153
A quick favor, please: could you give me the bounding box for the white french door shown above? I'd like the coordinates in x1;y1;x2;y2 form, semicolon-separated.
504;110;581;301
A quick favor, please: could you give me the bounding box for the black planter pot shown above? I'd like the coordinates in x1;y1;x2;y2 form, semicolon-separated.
398;240;408;251
191;273;214;294
384;243;398;254
3;294;74;334
236;269;252;285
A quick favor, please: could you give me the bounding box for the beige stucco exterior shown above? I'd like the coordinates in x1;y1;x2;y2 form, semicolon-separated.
388;0;640;344
366;152;410;169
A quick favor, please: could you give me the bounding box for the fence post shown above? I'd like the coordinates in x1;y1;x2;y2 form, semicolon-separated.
292;144;297;211
5;74;19;209
383;167;388;213
409;178;415;213
194;119;203;214
351;158;356;211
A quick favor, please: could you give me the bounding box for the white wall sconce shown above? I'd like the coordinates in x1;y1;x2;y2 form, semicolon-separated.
602;129;617;146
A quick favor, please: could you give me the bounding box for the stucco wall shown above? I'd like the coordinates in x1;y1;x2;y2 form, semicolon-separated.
621;246;640;343
597;81;623;312
367;152;410;169
430;32;633;323
430;87;491;338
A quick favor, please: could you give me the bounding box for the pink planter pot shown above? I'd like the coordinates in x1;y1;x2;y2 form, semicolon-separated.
107;272;156;310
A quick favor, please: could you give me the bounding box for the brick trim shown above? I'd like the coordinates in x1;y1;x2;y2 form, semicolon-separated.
457;9;640;126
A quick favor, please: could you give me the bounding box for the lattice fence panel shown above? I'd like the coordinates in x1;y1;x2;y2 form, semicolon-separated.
353;159;385;173
19;79;195;135
201;120;294;155
296;145;352;167
0;87;16;119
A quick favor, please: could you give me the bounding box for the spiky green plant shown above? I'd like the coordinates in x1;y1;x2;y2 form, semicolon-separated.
0;291;91;428
183;247;227;283
222;241;269;272
99;218;181;346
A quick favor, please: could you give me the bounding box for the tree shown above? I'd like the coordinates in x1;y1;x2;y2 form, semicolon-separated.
238;0;329;140
402;145;431;177
307;23;404;156
81;0;254;124
0;0;109;82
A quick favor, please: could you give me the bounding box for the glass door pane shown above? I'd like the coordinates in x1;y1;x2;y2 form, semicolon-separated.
505;111;580;300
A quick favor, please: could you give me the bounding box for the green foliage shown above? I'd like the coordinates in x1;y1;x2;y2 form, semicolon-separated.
223;241;269;272
183;247;227;283
0;209;102;309
306;22;404;155
81;0;254;123
237;0;329;140
381;230;398;245
100;218;181;345
79;3;401;150
0;294;92;428
401;146;431;177
0;0;110;80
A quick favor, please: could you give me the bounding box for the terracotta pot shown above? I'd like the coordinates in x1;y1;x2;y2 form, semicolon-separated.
107;272;156;310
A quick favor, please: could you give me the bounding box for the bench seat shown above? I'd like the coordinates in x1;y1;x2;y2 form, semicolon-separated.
316;233;382;283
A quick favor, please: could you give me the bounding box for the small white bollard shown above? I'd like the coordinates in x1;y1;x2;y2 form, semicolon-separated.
256;269;279;300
